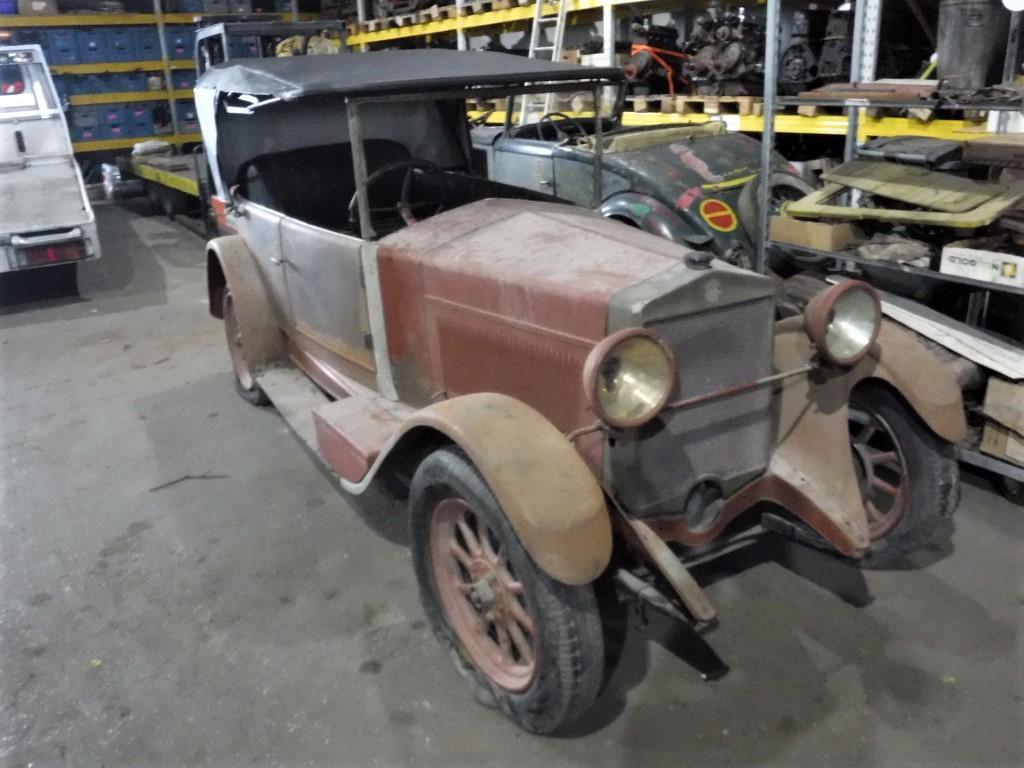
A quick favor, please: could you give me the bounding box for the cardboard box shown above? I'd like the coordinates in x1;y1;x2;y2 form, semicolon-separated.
940;246;1024;289
981;422;1024;466
770;215;860;252
980;377;1024;467
17;0;57;13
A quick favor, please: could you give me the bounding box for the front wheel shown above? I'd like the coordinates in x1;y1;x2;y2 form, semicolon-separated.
409;447;604;735
849;383;959;568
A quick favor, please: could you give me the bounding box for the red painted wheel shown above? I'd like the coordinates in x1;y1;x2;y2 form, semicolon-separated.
848;383;958;568
409;448;604;734
222;289;268;406
848;402;910;541
429;498;538;692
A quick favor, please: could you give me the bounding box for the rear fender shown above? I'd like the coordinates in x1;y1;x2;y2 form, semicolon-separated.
360;393;613;586
206;235;284;370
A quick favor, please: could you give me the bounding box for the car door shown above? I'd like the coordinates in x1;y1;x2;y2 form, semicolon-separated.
231;201;292;328
491;137;556;196
279;217;375;376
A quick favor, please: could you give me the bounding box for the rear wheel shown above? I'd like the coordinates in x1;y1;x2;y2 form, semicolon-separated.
410;447;604;734
849;383;959;568
222;288;269;406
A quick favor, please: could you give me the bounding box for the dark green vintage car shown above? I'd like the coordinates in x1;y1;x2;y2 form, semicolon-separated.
472;117;812;267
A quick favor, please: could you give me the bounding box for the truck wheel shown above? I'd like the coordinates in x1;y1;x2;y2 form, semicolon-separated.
849;383;959;568
222;288;269;406
410;447;604;735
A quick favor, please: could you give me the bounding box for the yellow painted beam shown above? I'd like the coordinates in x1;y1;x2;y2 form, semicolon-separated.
346;0;652;45
470;109;997;141
72;132;200;153
130;159;200;196
69;89;193;106
51;60;195;75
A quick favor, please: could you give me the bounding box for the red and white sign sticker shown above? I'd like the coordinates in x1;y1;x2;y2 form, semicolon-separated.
699;199;738;233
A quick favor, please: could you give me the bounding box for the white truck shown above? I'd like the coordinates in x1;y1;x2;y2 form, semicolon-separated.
0;45;100;273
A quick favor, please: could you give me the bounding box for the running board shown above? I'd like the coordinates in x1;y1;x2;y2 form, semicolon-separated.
256;367;331;452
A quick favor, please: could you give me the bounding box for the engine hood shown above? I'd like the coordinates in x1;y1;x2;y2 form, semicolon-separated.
376;198;758;427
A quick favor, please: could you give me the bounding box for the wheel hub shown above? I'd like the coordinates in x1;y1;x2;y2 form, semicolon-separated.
429;498;538;692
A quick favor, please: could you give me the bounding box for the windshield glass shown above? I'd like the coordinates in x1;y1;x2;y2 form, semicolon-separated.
0;62;57;116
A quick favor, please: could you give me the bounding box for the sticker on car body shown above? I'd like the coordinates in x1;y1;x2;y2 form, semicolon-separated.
699;199;738;232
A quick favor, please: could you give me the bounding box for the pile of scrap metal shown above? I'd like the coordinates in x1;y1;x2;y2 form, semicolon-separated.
790;80;1024;119
681;3;765;96
623;25;688;96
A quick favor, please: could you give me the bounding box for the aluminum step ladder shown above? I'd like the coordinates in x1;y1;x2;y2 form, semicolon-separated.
518;0;570;125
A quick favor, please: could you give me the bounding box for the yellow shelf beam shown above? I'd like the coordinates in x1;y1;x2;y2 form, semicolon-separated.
0;12;317;27
347;0;649;46
69;89;193;106
471;109;997;141
51;59;194;75
72;131;201;153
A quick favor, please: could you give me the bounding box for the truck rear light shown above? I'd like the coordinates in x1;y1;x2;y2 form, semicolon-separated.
16;240;86;267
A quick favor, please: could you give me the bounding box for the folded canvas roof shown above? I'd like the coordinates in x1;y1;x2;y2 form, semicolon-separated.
196;49;624;102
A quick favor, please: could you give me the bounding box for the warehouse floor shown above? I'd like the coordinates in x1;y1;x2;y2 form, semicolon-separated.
1;204;1021;768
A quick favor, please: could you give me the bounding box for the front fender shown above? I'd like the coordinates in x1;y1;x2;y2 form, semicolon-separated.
206;235;283;371
762;317;966;555
384;393;612;586
599;192;696;245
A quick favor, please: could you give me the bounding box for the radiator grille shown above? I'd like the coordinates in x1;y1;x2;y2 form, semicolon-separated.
610;295;776;518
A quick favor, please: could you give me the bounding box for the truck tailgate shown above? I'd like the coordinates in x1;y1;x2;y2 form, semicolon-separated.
0;159;91;233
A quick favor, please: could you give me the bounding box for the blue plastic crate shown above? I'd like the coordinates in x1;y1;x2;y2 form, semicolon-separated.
177;0;204;11
133;27;162;61
70;106;101;141
102;122;131;141
13;30;49;54
171;70;196;90
105;28;138;62
165;26;194;60
228;36;260;59
46;30;80;65
100;105;129;127
123;103;155;137
75;28;109;64
175;100;197;123
118;72;150;92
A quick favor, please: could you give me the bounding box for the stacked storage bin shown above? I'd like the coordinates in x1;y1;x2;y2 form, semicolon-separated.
176;100;199;134
134;27;162;61
76;28;109;64
165;26;194;60
124;103;155;137
46;29;80;65
69;107;101;142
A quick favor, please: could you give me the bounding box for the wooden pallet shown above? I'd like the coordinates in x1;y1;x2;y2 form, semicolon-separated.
628;94;762;116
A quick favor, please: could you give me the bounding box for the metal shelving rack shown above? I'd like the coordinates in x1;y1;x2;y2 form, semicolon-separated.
756;0;1024;491
1;6;312;153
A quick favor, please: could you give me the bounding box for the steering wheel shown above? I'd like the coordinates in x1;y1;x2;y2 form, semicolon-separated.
347;158;448;234
537;112;588;142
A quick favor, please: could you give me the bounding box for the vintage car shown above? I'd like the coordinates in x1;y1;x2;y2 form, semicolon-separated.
471;111;813;266
196;51;965;734
0;46;100;274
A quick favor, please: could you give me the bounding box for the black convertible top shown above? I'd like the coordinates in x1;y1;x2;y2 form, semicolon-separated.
196;49;624;101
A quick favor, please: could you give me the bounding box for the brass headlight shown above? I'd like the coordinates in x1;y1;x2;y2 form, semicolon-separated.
583;328;675;429
804;281;882;367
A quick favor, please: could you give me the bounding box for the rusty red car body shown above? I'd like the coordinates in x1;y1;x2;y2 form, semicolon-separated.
195;51;966;734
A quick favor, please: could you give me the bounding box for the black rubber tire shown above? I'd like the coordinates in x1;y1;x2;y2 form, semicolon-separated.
999;477;1024;506
222;289;270;407
409;447;605;735
737;171;816;246
853;383;960;569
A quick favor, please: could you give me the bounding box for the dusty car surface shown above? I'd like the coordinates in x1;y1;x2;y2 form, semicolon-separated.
0;46;100;273
472;113;812;266
196;50;965;734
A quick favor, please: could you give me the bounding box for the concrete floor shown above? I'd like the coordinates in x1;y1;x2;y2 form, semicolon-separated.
1;203;1021;768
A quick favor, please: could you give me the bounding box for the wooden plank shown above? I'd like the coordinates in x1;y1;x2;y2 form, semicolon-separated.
823;160;1010;213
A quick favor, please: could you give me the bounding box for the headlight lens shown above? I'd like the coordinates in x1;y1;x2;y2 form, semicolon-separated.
805;281;882;366
583;329;675;428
